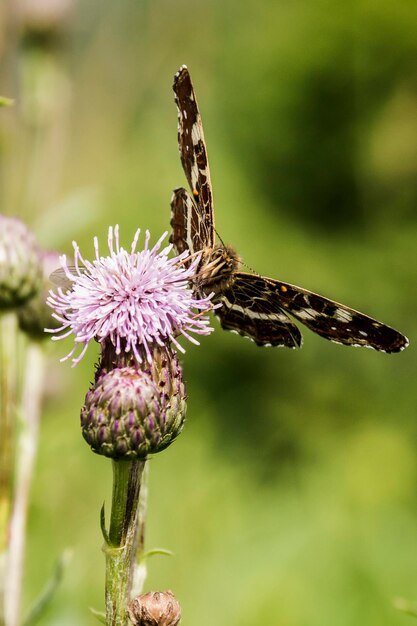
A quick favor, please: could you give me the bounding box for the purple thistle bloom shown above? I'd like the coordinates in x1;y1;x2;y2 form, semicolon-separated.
46;225;215;366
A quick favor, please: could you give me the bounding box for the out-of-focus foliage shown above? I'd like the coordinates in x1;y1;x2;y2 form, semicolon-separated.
0;0;416;624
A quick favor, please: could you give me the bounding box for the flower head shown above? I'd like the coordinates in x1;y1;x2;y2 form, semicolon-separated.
0;215;42;311
128;591;181;626
47;226;215;366
18;250;62;340
81;348;186;459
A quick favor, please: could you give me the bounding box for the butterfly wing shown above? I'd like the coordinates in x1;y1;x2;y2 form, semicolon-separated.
49;268;73;290
173;65;214;248
216;274;302;348
170;187;214;258
222;272;408;353
172;67;408;354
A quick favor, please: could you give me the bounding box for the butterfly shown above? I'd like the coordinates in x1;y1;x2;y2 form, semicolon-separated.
170;65;408;353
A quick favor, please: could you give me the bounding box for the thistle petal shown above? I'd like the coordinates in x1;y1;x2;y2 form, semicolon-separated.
47;226;215;365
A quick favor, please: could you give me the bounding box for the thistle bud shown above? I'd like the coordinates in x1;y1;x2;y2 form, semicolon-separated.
128;591;181;626
18;250;62;340
14;0;75;48
80;350;186;460
0;215;42;311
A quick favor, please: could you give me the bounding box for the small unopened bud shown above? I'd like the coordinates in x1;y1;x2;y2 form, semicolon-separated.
0;215;42;311
80;351;186;460
14;0;75;47
128;591;181;626
18;250;62;340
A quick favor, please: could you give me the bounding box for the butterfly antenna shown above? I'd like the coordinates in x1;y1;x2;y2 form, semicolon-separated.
215;227;258;274
240;259;257;274
215;228;226;248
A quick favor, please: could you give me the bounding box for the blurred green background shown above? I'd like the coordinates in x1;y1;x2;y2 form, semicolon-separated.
1;0;417;624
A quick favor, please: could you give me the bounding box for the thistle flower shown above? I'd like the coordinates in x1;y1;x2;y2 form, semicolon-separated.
81;349;186;459
128;591;181;626
18;250;62;340
46;226;215;366
0;215;42;311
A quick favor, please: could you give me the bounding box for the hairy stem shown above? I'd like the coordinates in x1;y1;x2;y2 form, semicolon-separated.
6;343;45;626
105;459;146;626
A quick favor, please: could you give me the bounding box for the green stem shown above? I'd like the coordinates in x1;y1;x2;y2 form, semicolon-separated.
104;459;146;626
130;463;149;598
6;343;45;626
0;313;18;626
0;314;18;551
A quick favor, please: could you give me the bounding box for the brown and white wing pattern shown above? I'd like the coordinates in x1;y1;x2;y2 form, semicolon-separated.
217;273;408;353
216;274;302;348
172;65;214;247
170;187;214;258
170;66;408;355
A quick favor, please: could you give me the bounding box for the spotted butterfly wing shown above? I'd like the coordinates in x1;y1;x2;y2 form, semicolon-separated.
170;187;212;260
218;273;407;353
171;65;409;354
217;273;302;349
172;65;214;254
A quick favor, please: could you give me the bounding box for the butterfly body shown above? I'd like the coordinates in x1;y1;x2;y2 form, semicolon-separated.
170;65;408;354
196;244;240;296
